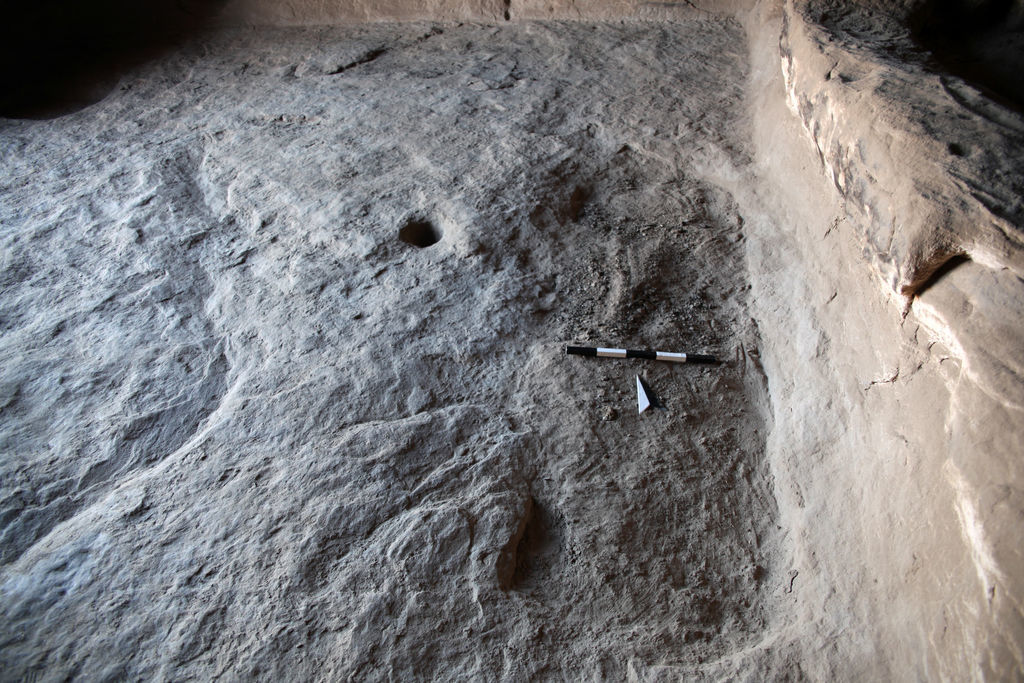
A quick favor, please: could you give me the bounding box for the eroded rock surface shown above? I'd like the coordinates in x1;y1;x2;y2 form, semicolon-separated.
781;0;1024;297
0;21;779;679
3;2;1024;679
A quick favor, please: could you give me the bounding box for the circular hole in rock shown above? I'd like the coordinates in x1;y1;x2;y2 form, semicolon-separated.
399;218;443;248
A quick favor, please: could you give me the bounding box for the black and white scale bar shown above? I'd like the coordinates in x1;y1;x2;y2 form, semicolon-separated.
565;346;717;364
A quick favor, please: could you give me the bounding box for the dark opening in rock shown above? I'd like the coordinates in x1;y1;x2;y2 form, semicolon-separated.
0;0;227;119
399;218;442;248
909;0;1024;113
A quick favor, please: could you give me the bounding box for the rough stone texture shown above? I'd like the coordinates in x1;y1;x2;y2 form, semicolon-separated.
726;1;1024;679
217;0;754;25
0;20;781;680
1;0;1023;680
220;0;509;25
781;0;1024;298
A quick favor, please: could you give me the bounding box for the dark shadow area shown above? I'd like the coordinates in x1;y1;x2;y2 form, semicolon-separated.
398;217;443;248
912;253;971;300
909;0;1024;112
0;0;227;119
511;498;561;591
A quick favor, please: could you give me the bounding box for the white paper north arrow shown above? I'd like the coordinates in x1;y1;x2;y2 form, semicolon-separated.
637;375;651;414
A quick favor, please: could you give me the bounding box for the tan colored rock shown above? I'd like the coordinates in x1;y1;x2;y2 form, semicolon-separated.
780;0;1024;298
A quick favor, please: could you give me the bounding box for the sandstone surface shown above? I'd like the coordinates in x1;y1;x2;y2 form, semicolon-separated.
1;19;778;680
1;0;1023;680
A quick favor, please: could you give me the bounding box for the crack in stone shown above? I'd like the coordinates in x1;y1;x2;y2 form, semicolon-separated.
328;47;389;76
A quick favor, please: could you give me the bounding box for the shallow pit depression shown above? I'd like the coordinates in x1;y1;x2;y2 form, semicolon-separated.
0;20;782;679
